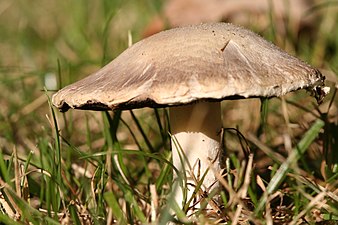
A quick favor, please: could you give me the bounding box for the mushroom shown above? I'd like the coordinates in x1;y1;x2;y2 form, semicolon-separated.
52;23;328;209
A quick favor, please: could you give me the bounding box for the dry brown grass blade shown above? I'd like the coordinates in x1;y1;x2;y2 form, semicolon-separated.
185;159;223;217
20;164;30;203
150;184;158;222
290;191;327;225
0;179;21;220
264;192;273;225
13;146;21;199
210;155;265;224
232;154;253;225
9;94;47;123
246;133;286;164
0;188;16;219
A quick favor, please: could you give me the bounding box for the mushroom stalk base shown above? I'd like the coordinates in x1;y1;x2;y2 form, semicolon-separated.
169;101;222;210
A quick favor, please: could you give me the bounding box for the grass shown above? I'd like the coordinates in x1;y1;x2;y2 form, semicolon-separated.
0;0;338;224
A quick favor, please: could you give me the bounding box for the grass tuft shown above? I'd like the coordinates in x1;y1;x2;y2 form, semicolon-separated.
0;0;337;224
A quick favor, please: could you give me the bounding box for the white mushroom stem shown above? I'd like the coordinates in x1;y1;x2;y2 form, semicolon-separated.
169;101;223;209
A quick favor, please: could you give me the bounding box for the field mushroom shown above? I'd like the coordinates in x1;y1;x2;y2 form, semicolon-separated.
52;23;328;209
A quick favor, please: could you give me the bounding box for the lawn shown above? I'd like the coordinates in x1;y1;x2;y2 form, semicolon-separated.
0;0;338;224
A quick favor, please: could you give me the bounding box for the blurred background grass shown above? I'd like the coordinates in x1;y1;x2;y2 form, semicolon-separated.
0;0;338;224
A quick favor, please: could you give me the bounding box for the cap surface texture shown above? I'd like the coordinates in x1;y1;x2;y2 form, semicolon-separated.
52;23;325;112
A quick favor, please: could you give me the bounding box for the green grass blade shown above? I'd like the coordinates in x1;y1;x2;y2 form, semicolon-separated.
130;110;155;153
155;151;172;192
0;150;10;184
83;150;178;175
69;204;82;225
258;98;269;136
255;118;325;213
103;111;133;185
46;93;62;216
154;108;167;144
3;185;60;224
0;213;22;225
124;189;147;223
104;191;127;224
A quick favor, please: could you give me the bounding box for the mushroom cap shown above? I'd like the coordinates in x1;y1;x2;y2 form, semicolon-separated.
52;23;325;112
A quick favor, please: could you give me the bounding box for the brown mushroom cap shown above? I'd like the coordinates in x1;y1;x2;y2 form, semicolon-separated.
52;23;325;112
